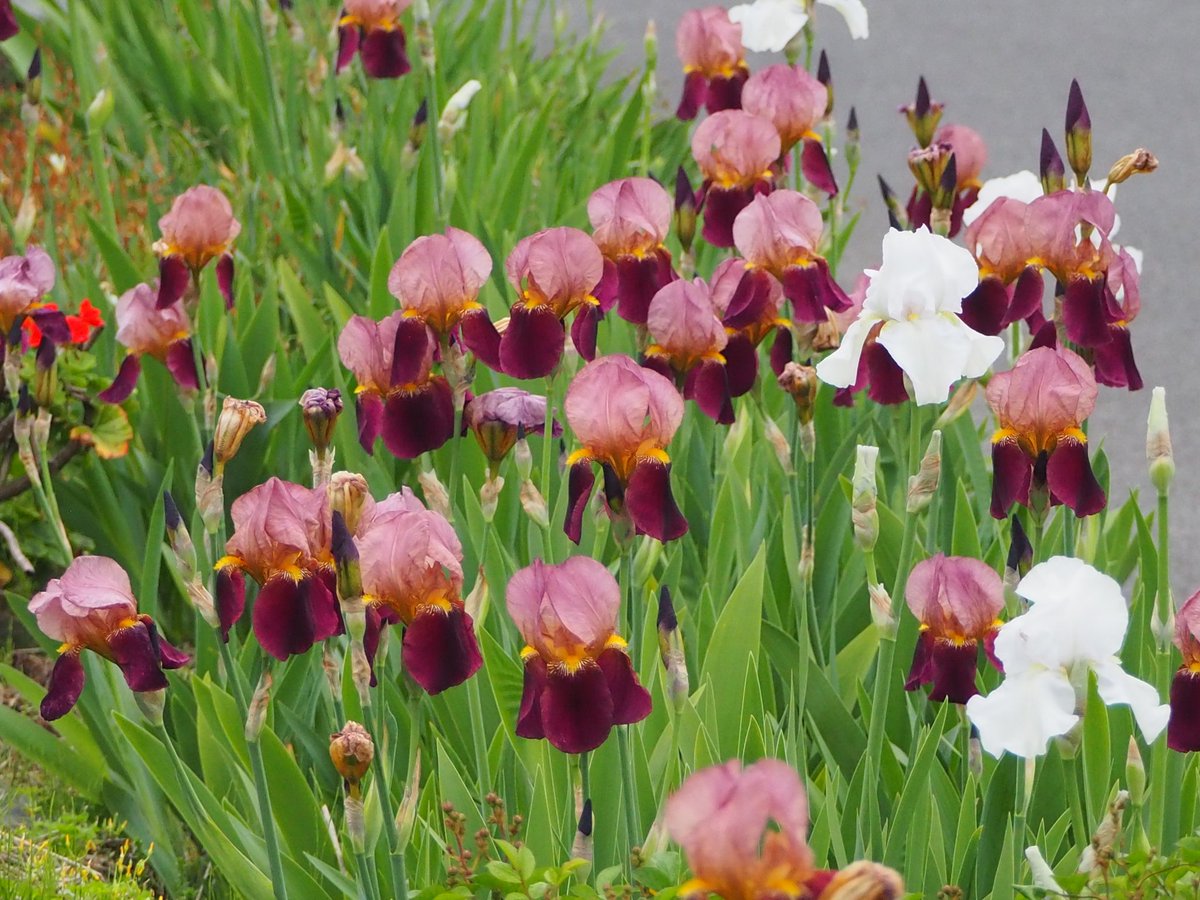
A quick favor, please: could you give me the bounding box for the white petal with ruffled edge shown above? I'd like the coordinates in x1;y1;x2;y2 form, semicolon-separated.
966;668;1079;759
875;315;1002;407
815;314;876;389
818;0;868;39
1012;556;1128;667
962;170;1043;227
1093;658;1170;742
728;0;809;53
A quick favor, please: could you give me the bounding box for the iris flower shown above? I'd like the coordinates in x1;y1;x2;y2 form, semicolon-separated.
675;7;749;121
1168;590;1200;752
966;556;1169;759
692;110;781;249
464;388;558;471
741;65;837;195
335;0;412;79
816;227;1003;406
709;256;790;390
29;556;189;720
728;0;868;54
588;177;678;326
508;557;651;753
986;346;1105;519
154;185;240;310
563;355;687;544
0;246;69;367
100;282;199;403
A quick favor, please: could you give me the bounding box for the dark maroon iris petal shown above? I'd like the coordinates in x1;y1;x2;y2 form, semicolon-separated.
960;277;1009;336
364;605;387;687
833;387;855;407
781;262;846;322
390;315;434;386
360;26;411;79
0;0;18;41
615;252;675;326
109;621;170;693
540;661;616;753
1046;435;1106;517
41;651;85;721
990;437;1032;519
1007;266;1045;325
27;307;70;345
1168;670;1200;752
1063;276;1113;347
1029;319;1057;351
356;392;384;454
723;332;759;396
909;625;988;703
982;628;1002;673
253;574;342;661
769;327;792;377
500;304;565;379
683;359;734;424
216;568;246;643
564;459;596;544
402;606;483;695
948;187;977;238
1093;326;1143;390
144;616;190;669
166;339;201;392
593;260;618;313
722;269;772;330
335;22;361;73
706;70;748;113
700;185;755;249
864;342;908;405
157;256;190;309
570;303;602;362
380;377;455;459
640;354;674;382
906;188;932;232
626;458;688;543
516;656;548;740
596;648;652;725
460;307;503;372
217;254;235;309
675;70;708;121
800;139;838;196
98;354;142;404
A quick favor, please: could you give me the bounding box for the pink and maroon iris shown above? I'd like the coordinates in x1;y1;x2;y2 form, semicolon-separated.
692;110;781;248
28;556;189;721
674;7;748;121
904;554;1004;704
335;0;412;79
1170;591;1200;752
507;557;651;754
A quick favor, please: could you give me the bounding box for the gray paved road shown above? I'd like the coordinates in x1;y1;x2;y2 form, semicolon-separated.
570;0;1200;591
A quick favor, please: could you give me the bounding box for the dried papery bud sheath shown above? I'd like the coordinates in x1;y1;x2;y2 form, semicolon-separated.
1040;128;1066;194
1065;79;1092;183
480;472;504;523
195;441;224;534
571;799;594;863
1106;148;1157;186
213;397;266;468
778;362;818;425
818;860;904;898
328;471;370;536
1146;386;1174;495
906;430;942;514
330;721;374;788
1078;790;1128;875
657;586;689;708
901;76;942;148
395;750;421;848
417;469;452;522
851;445;879;552
519;479;550;528
135;689;166;727
868;582;896;639
1025;847;1065;892
763;417;793;475
245;671;272;742
673;166;697;253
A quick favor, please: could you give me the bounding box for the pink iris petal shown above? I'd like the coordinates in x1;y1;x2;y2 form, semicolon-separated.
676;7;744;77
905;554;1005;641
564;355;683;462
646;278;728;367
934;124;988;186
157;185;241;265
338;312;424;394
387;228;492;333
985;346;1097;439
588;177;673;258
0;245;55;327
225;478;332;582
742;64;827;153
29;555;139;646
505;227;604;314
113;282;192;360
691;110;780;189
505;557;620;660
732;191;824;272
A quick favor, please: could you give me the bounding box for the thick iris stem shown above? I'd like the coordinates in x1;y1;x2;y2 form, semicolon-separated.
354;847;378;900
1062;509;1075;557
1015;756;1035;877
369;697;409;899
1150;489;1173;849
617;545;641;872
248;735;290;900
540;371;558;558
25;436;72;565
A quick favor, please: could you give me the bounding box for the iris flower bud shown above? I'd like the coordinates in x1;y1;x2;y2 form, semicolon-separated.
1106;148;1157;186
330;721;374;787
673;167;697;253
1040;128;1066;194
1146;386;1174;495
851;445;879;552
328;471;370;536
213;397;266;467
900;76;942;148
1064;79;1092;184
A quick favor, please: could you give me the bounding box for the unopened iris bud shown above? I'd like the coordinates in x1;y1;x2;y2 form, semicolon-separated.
464;569;488;623
25;50;41;105
163;490;198;575
328;471;370;535
1040;128;1066;194
13;194;36;246
402;99;428;169
851;445;879;552
934;380;977;429
900;76;942;148
1146;386;1174;495
908;144;956;209
877;175;904;231
213;397;266;467
846;106;860;169
673;166;697;253
438;79;481;143
1025;847;1064;892
1065;79;1092;184
1005;515;1033;589
818;860;904;899
657;586;689;708
817;50;833;117
300;387;343;452
762;417;793;475
329;721;374;787
1107;148;1157;186
906;430;942;514
1125;736;1145;807
86;88;114;131
571;799;594;863
331;511;364;604
417;469;451;521
195;441;224;534
33;341;56;408
778;361;818;426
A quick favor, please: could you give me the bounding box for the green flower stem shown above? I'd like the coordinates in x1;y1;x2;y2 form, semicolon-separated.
617;544;641;871
353;847;378;900
540;371;558;558
247;733;290;900
1064;753;1087;854
1062;509;1076;557
579;749;591;804
1015;756;1035;874
370;697;409;900
1150;488;1173;849
25;442;72;565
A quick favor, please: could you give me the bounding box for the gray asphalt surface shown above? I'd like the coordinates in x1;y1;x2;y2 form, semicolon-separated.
572;0;1200;591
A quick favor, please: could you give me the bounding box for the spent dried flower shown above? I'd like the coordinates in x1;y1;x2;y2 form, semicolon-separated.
329;721;375;786
213;397;266;467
